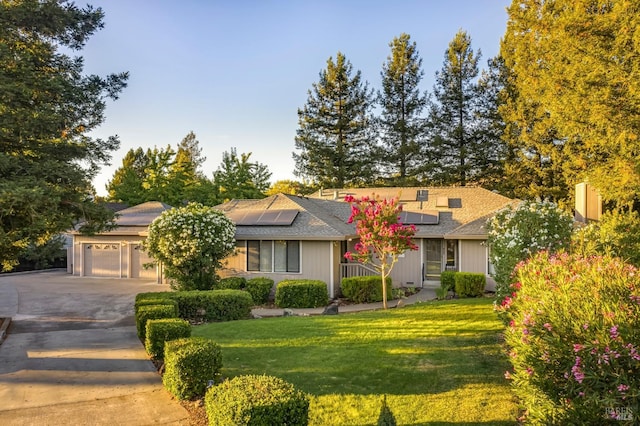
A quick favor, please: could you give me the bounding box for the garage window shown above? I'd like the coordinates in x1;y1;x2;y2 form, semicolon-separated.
247;240;300;273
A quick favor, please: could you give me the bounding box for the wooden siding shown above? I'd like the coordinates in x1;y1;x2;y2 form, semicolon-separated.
459;239;495;291
389;247;422;287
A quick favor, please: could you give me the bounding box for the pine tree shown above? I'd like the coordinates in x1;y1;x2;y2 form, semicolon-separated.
377;33;428;185
427;30;482;186
0;0;128;270
293;52;375;188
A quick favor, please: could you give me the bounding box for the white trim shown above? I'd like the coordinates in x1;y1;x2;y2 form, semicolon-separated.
329;241;334;299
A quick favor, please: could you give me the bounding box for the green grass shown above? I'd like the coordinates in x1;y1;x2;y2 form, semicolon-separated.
193;298;518;425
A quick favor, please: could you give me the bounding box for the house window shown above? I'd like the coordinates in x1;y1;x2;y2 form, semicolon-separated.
247;240;300;273
446;240;457;271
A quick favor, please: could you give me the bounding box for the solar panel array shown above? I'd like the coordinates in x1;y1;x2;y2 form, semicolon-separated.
399;210;439;225
228;209;299;226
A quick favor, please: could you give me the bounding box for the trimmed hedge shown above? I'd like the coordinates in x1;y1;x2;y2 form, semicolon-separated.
205;375;310;425
171;290;253;322
217;276;247;290
134;292;175;310
275;280;329;308
245;277;274;305
453;272;485;297
145;318;191;359
439;271;456;292
163;337;223;400
340;276;392;303
136;304;178;340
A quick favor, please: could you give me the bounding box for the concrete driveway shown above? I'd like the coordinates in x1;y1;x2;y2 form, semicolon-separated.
0;270;189;425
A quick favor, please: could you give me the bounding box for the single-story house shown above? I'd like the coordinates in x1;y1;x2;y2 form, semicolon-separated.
217;187;515;297
69;201;172;281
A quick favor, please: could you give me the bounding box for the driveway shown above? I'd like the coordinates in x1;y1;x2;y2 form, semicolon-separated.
0;270;189;425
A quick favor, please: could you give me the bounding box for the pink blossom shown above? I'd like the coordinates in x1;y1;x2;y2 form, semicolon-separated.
618;384;630;393
610;325;619;340
543;323;552;331
573;344;583;352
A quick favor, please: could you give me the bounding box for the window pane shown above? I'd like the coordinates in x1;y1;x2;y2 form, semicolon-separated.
274;241;287;272
287;241;300;272
247;241;260;271
260;241;272;272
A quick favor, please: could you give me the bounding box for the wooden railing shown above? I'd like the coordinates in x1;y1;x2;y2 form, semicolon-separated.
340;263;378;281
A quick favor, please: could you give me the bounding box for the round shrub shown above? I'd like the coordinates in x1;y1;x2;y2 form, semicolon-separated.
498;251;640;424
145;318;191;359
205;375;309;426
135;304;178;340
245;277;274;305
439;271;456;292
163;337;222;400
275;280;328;308
217;276;247;290
453;272;485;297
340;276;392;303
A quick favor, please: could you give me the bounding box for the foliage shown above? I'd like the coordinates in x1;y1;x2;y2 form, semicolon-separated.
340;276;392;303
135;304;178;340
439;271;456;292
134;292;176;309
205;375;310;426
453;272;485;298
144;203;236;290
163;337;222;400
377;33;427;185
213;148;272;202
216;276;247;290
293;52;376;188
377;395;397;426
487;199;573;300
572;209;640;267
427;30;497;187
171;290;253;322
245;277;274;305
497;252;640;424
266;180;315;196
344;194;418;308
275;280;329;309
193;299;517;424
500;0;640;206
144;318;191;359
19;235;67;271
0;0;128;270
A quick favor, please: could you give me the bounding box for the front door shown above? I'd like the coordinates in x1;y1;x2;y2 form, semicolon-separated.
424;239;442;280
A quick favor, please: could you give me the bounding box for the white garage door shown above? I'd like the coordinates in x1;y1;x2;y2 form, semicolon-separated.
131;244;156;279
84;243;120;277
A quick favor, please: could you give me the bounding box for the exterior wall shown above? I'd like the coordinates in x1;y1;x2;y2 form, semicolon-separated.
221;240;338;297
389;247;423;287
459;239;496;291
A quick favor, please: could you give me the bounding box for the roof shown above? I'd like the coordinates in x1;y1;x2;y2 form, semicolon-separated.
70;201;173;236
219;187;514;240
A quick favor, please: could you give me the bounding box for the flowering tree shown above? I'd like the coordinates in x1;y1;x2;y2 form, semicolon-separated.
486;199;573;300
344;194;418;309
145;203;236;290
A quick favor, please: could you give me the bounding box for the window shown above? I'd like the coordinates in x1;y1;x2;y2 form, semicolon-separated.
247;240;300;273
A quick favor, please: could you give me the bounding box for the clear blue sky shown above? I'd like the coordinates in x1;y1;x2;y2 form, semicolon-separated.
83;0;511;196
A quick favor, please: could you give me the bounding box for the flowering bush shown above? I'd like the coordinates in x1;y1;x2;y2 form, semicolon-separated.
144;203;236;290
487;199;573;300
572;209;640;267
498;252;640;423
344;194;418;309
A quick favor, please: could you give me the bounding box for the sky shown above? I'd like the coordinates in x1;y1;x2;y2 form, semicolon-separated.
81;0;512;196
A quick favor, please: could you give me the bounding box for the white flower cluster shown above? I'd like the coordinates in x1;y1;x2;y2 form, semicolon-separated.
145;203;236;268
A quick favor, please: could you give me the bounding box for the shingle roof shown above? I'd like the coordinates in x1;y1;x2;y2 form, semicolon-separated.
71;201;173;235
218;187;514;240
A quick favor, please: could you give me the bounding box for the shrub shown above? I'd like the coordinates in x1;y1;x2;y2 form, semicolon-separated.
145;318;191;359
453;272;485;297
217;276;246;290
498;252;640;424
134;292;175;309
439;271;456;292
163;337;223;400
171;290;252;322
486;199;573;301
340;276;392;303
136;304;178;340
205;375;310;425
144;203;236;290
245;277;274;305
134;297;178;317
275;280;329;308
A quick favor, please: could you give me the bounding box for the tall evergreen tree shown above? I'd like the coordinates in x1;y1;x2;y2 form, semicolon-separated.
427;30;484;186
106;147;148;205
0;0;128;270
500;0;640;207
377;33;428;185
293;52;375;188
213;148;272;201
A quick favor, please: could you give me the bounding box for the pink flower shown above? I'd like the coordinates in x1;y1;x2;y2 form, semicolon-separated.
573;344;583;352
543;323;552;331
610;325;619;340
618;384;630;393
504;371;512;380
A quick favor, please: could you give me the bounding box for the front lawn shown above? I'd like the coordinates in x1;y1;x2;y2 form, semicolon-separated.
193;298;517;425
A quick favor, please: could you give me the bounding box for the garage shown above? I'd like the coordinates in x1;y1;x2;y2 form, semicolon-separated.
70;201;172;282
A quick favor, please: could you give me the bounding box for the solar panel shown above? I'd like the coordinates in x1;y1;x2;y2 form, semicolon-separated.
400;210;439;225
228;209;299;226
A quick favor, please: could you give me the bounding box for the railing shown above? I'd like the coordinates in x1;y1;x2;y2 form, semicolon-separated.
340;263;378;281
